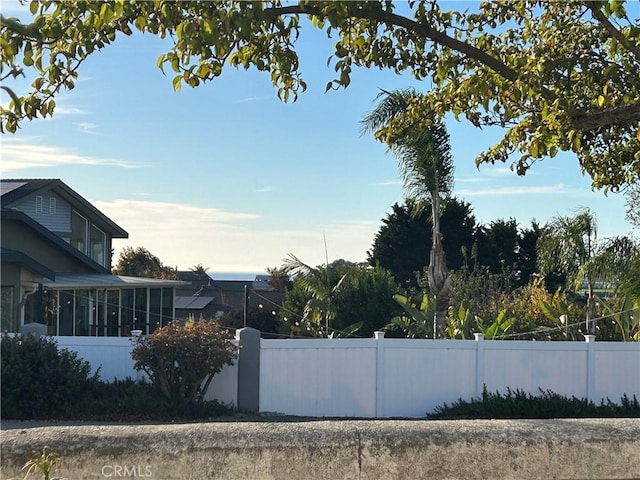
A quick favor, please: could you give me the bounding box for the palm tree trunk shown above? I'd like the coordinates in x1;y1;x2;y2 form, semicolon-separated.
586;280;596;335
428;192;451;338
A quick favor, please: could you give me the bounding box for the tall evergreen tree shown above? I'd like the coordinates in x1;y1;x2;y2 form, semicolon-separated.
368;198;476;290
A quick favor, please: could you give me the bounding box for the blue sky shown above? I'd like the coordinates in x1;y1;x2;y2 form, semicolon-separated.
1;2;633;276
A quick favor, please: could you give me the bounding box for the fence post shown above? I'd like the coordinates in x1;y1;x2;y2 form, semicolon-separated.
374;331;385;418
584;334;596;403
236;327;261;412
474;333;485;397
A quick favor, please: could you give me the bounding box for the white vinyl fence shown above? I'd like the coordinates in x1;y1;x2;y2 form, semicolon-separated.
54;333;640;418
259;333;640;417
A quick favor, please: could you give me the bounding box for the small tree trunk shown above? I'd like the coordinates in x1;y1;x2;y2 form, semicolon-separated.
428;192;450;338
586;281;596;335
429;233;451;338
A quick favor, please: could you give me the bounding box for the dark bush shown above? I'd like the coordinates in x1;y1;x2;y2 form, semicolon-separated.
1;333;234;421
427;386;640;419
1;333;100;419
81;378;234;421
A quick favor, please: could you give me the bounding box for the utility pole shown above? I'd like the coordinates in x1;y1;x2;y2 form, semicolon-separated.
243;284;248;328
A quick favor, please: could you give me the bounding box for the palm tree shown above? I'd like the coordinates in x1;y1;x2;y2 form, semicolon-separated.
361;88;455;337
189;263;209;279
537;209;637;334
281;255;355;337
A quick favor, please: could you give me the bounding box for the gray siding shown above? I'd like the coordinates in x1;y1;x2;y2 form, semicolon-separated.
13;190;71;234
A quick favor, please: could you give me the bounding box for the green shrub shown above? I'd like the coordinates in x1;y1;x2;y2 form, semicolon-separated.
0;332;234;421
82;378;234;421
131;318;237;404
1;334;100;419
427;386;640;419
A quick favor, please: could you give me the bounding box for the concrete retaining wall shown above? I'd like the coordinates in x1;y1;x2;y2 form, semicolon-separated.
1;419;639;479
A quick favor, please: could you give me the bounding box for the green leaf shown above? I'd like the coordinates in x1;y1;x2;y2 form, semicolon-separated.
172;75;182;92
531;141;539;157
134;15;147;31
540;301;559;322
156;54;166;75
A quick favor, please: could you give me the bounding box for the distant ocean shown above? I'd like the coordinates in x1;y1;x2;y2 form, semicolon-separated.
208;272;267;281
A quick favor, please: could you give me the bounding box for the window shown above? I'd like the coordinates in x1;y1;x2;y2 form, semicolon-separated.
75;289;91;336
121;289;134;335
49;196;57;214
90;224;106;266
149;288;162;334
71;210;88;253
134;288;147;333
59;291;74;335
106;290;120;336
35;196;43;213
161;288;174;327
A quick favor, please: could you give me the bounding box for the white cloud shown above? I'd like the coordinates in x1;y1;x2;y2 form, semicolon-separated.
0;138;143;172
479;166;515;176
457;184;570;196
95;199;378;272
234;96;273;104
374;179;402;186
57;106;90;115
74;122;98;134
456;177;488;184
256;186;274;193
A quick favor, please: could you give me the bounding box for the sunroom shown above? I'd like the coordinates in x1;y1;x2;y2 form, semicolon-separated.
25;274;186;337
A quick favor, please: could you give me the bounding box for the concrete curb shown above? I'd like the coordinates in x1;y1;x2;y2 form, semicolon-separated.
1;418;639;479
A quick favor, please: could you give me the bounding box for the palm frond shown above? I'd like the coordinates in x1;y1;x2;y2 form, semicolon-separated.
359;87;419;135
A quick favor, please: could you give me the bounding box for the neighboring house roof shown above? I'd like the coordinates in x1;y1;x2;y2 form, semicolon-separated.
1;178;128;238
0;248;56;280
176;270;214;284
42;273;188;289
1;208;110;274
174;296;216;310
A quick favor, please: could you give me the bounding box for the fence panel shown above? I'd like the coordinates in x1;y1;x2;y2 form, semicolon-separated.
482;342;589;399
56;336;140;382
593;344;640;403
381;339;477;417
260;339;377;417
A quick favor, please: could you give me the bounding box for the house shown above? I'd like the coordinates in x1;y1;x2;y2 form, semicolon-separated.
1;179;185;336
174;271;285;334
174;271;286;320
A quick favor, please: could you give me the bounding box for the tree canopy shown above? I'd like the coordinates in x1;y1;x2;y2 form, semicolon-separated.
1;1;638;189
112;246;178;279
280;257;401;337
368;199;477;289
537;209;637;333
